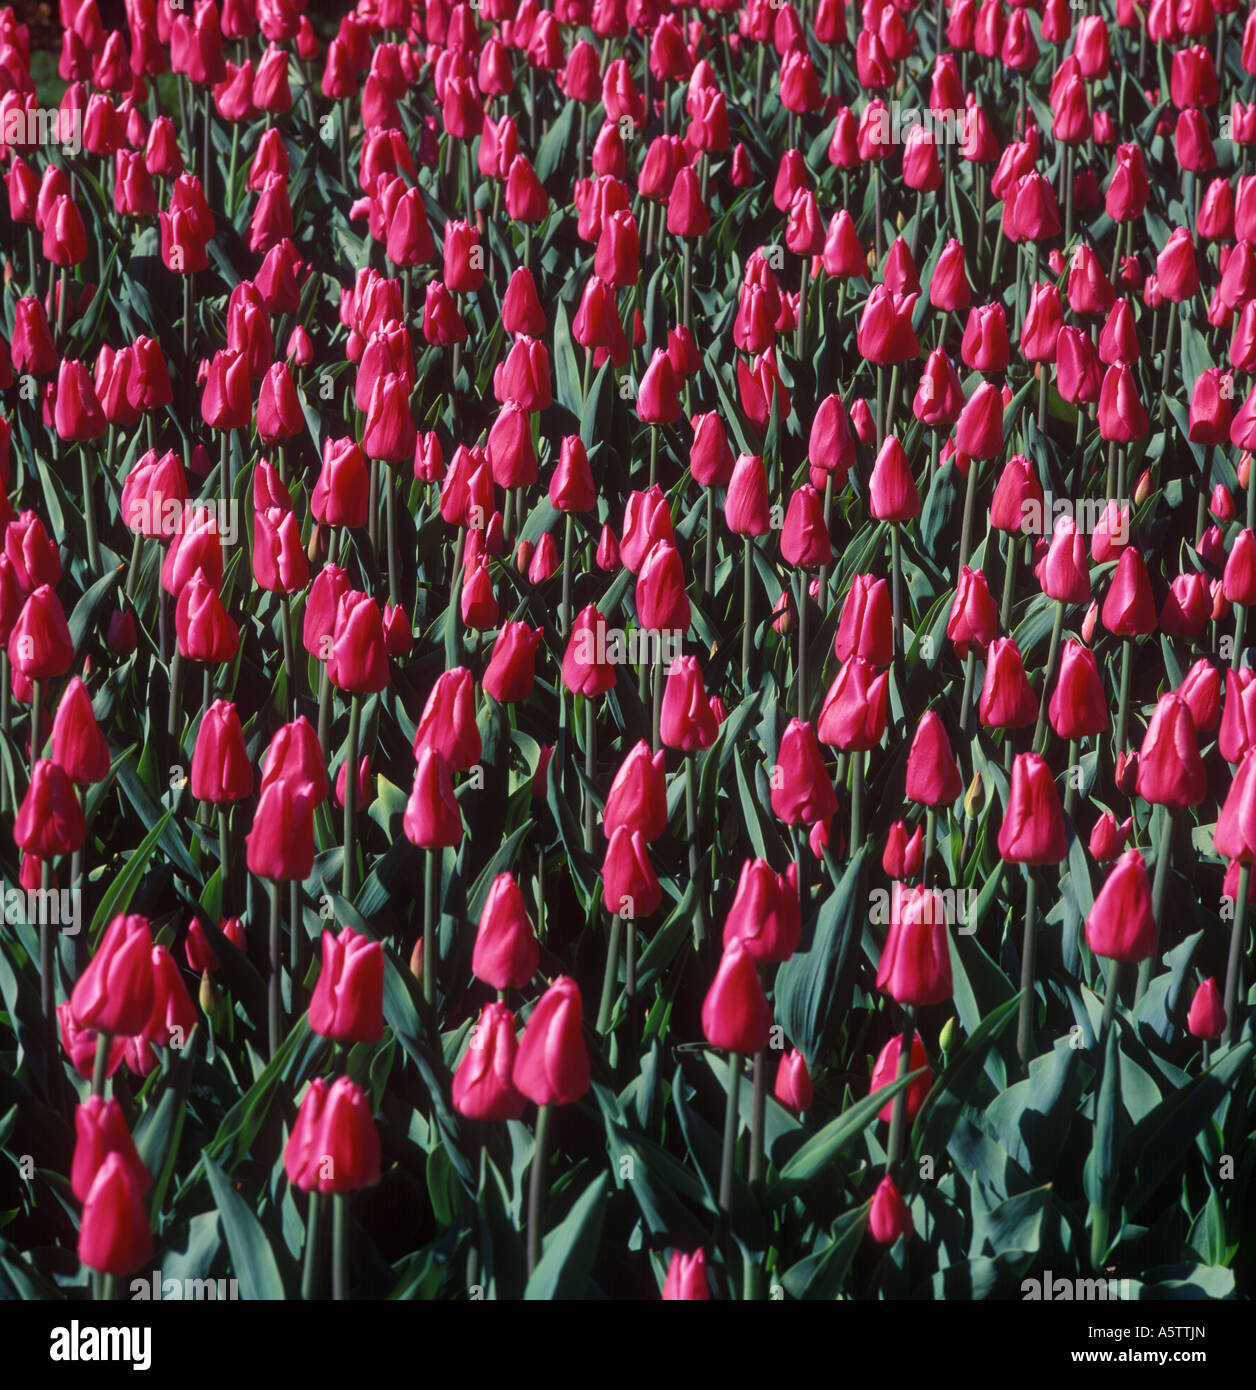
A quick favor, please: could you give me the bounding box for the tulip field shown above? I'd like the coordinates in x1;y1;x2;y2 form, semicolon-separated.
2;0;1256;1314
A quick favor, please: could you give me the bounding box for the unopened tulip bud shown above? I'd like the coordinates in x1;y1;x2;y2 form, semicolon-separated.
199;969;218;1018
964;771;984;818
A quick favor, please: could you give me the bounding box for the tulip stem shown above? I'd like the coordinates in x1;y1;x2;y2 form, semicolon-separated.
684;755;706;947
56;266;67;342
957;455;978;582
343;695;361;901
1114;639;1132;756
39;856;57;1062
1000;531;1017;631
30;677;43;764
890;524;903;665
280;594;296;716
960;649;976;737
850;750;865;858
1223;863;1250;1047
923;808;936;886
317;662;331;761
887;1005;917;1172
560;513;574;638
80;445;100;573
583;696;596;855
423;847;437;1008
331;1193;349;1300
1159;310;1177;418
218;808;232;917
795;257;808;360
1233;605;1247;673
1017;870;1038;1066
267;879;282;1060
748;1048;766;1185
597;912;623;1034
1064;738;1080;820
167;651;183;757
367;459;379;550
1099;959;1121;1046
795;571;808;720
816;473;833;603
301;1193;322;1300
742;537;754;689
1032;600;1065;754
648;425;658;488
526;1103;552;1279
704;489;715;595
682;239;692;334
718;1052;740;1218
1136;805;1172;1003
385;468;399;608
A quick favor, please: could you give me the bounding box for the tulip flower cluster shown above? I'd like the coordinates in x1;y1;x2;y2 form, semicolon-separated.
2;0;1254;1310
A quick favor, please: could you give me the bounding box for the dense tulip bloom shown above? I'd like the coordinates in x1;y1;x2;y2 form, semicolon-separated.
1085;849;1157;962
947;567;999;658
245;776;316;881
175;571;239;664
869;436;920;521
1224;529;1256;605
312;439;370;528
1220;669;1256;763
403;748;464;849
69;914;155;1037
1101;547;1157;635
877;885;953;1005
662;1249;710;1300
602;826;662;918
1049;640;1109;739
1215;750;1256;862
72;1098;150;1204
979;638;1038;729
15;760;86;858
701;939;773;1053
1097;364;1149;442
659;656;719;752
9;585;74;680
472;874;540;990
1135;693;1207;807
904;711;962;805
774;1049;813;1112
78;1152;154;1276
284;1076;381;1192
1186;978;1227;1039
636;540;690;632
856;286;920;364
327;592;389;694
620;485;674;573
483;622;543;704
562;606;618;696
817;657;889;751
513;976;590;1105
725;452;772;535
453;1002;526;1121
309;926;385;1044
1089;811;1133;862
50;677;109;784
836;575;892;667
722;858;800;962
1036;519;1090;604
259;718;329;805
998;753;1067;864
869;1032;931;1122
883;820;925;879
769;718;839;826
126;945;197;1076
868;1174;914;1243
956;380;1005;459
190;700;253;802
780;485;832;567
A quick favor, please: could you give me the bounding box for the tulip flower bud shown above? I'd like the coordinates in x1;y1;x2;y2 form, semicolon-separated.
662;1248;710;1300
512;976;591;1105
309;925;385;1044
868;1174;913;1243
